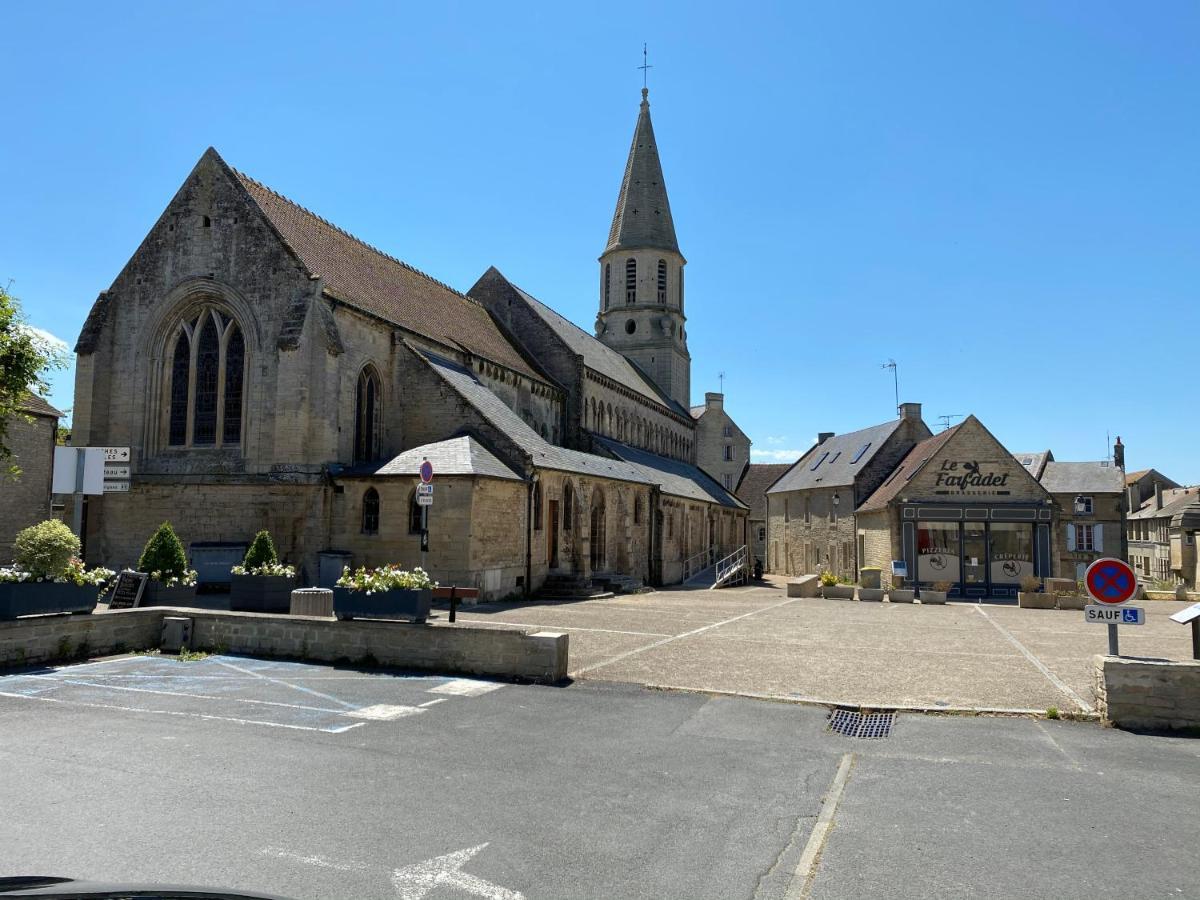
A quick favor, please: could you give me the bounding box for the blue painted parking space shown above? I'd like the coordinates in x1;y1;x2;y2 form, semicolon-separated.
0;655;505;734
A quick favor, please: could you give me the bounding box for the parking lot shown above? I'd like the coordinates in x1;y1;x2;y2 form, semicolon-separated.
452;579;1197;714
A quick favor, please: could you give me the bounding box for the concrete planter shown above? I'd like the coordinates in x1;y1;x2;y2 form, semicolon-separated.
1055;594;1087;611
0;582;98;619
858;588;885;602
333;587;432;624
889;589;915;603
1018;591;1055;610
230;574;297;614
141;582;198;608
919;591;948;605
821;584;856;600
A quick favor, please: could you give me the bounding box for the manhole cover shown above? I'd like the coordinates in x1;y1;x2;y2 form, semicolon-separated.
827;708;895;739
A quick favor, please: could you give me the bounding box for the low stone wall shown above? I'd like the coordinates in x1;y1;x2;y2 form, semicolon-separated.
786;575;820;598
1093;654;1200;731
0;608;568;684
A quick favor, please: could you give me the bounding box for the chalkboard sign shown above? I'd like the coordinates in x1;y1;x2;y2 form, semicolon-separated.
109;570;148;609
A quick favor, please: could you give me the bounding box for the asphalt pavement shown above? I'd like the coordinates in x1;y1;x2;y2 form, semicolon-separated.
0;655;1197;900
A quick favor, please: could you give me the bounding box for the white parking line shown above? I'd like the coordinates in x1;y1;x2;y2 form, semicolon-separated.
216;658;358;709
972;605;1093;713
50;677;363;715
428;679;505;697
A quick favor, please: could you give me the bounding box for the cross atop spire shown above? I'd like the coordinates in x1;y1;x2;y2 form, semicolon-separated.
638;43;653;92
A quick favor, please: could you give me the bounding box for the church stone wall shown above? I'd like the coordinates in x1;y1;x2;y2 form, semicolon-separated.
582;374;694;463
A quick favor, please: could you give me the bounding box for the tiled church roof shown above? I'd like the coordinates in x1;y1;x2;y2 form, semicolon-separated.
229;159;541;381
605;90;680;255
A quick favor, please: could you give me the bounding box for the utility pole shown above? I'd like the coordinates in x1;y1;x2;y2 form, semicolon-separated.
881;360;898;416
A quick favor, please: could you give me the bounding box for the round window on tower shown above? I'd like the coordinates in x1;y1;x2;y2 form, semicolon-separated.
625;319;637;335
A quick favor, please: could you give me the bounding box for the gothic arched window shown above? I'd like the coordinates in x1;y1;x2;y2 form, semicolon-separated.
361;488;380;535
656;260;667;303
166;307;246;448
354;366;382;463
604;263;611;310
625;258;636;304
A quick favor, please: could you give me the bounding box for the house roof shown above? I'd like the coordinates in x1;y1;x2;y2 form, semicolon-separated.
1038;461;1125;495
1129;487;1200;520
337;436;522;482
226;154;542;381
18;394;64;419
736;464;792;520
1172;497;1200;531
480;269;686;416
417;350;654;485
767;419;904;494
593;436;746;508
1124;468;1150;484
689;405;705;419
1013;450;1052;480
856;425;963;513
1125;468;1180;489
605;90;680;256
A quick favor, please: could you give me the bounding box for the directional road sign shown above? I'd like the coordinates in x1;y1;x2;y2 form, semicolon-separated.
1084;557;1138;605
101;447;131;463
419;459;434;484
1086;605;1144;625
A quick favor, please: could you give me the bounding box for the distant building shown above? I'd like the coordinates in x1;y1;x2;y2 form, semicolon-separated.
691;392;750;493
735;463;791;568
1127;485;1200;588
1;394;63;561
766;403;931;580
1125;467;1180;508
1033;458;1127;582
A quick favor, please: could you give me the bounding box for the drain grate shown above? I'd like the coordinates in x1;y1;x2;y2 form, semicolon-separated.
827;708;895;739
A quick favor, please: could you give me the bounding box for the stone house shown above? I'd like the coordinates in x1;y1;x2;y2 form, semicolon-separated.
69;89;746;597
691;392;750;494
1;394;63;561
1032;458;1127;583
1127;485;1200;588
736;463;790;569
1125;467;1180;509
765;403;931;579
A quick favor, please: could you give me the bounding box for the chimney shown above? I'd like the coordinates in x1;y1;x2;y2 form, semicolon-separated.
705;392;723;411
1113;435;1125;470
1155;482;1164;511
898;402;922;422
817;432;835;445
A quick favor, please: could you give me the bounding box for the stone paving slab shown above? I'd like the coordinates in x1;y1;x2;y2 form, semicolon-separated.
457;583;1197;713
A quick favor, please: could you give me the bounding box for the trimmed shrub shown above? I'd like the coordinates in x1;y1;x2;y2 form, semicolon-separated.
138;522;189;580
243;530;279;569
13;519;80;578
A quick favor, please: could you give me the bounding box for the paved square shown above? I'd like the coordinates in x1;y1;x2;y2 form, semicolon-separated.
452;579;1196;713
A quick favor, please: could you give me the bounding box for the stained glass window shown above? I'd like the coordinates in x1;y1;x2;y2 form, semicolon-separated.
168;330;190;446
222;326;244;445
362;488;380;534
192;315;220;445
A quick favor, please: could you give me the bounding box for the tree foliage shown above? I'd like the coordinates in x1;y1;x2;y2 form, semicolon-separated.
0;284;65;475
13;519;81;579
242;530;279;569
138;522;189;580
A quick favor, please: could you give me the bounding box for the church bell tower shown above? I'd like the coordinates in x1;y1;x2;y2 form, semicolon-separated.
595;87;690;409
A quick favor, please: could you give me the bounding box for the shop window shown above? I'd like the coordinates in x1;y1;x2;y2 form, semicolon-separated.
361;488;380;535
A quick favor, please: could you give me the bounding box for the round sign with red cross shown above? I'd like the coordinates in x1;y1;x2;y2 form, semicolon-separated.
1084;557;1137;605
419;459;434;484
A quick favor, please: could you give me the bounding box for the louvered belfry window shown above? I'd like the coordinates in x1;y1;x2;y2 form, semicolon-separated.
166;307;246;449
657;259;667;303
625;258;636;304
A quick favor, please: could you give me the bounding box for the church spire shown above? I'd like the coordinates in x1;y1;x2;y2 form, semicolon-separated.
604;87;680;256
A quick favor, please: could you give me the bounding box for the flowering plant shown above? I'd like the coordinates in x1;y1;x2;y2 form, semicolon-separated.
0;567;32;584
231;562;296;577
336;565;436;594
149;569;198;588
0;558;114;593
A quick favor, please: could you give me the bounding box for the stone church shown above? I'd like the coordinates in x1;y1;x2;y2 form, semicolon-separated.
71;88;749;597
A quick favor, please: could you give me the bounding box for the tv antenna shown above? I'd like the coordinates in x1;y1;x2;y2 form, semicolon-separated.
937;414;963;432
718;371;725;393
881;360;899;416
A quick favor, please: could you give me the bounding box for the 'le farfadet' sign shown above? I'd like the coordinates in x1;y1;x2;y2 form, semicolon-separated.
933;460;1012;493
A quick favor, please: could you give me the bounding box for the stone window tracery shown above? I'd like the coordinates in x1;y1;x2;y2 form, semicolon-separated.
165;307;246;448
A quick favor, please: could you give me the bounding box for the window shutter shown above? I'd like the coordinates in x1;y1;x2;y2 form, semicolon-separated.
1094;524;1104;552
1066;524;1076;551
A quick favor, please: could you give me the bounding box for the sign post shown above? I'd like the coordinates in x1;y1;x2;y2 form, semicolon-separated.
1168;602;1200;661
1083;557;1139;657
418;459;433;574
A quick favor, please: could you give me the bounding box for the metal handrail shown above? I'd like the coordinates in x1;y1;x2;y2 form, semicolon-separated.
713;545;749;589
683;547;715;581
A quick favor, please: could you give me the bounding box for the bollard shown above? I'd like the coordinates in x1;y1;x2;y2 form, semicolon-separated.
290;587;334;617
449;586;458;623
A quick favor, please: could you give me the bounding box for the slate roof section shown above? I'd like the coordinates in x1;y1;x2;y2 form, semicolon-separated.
856;425;963;513
1013;451;1052;480
593;436;746;508
227;156;540;380
767;420;904;494
418;351;653;485
605;90;680;255
497;274;686;415
1129;487;1200;520
736;464;792;520
1038;461;1125;495
19;394;64;419
338;436;522;482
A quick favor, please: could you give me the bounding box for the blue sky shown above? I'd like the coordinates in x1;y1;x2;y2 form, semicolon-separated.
3;2;1197;481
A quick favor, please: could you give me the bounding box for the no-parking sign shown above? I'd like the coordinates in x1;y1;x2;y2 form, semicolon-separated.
1084;558;1137;605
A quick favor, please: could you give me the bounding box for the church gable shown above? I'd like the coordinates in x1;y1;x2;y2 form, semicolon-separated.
902;416;1050;504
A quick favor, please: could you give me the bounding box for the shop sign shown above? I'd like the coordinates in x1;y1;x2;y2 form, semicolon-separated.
933;460;1011;493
